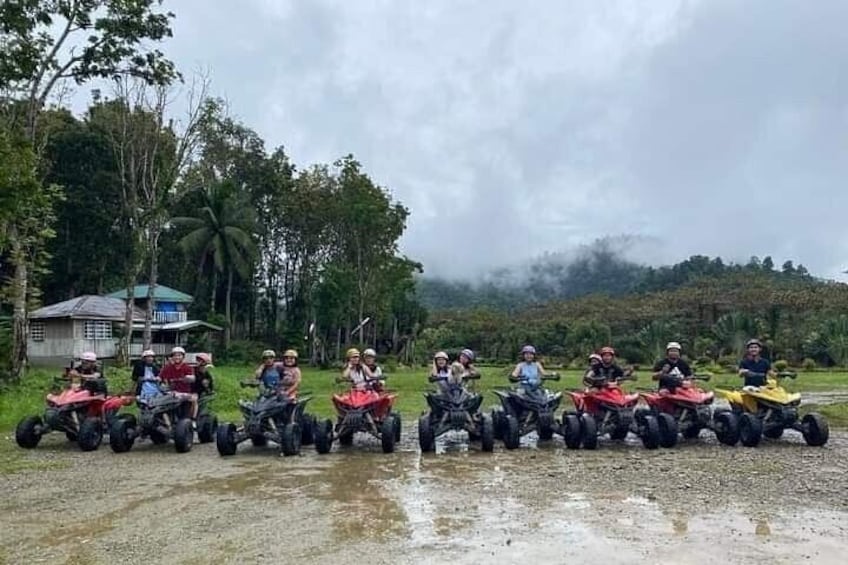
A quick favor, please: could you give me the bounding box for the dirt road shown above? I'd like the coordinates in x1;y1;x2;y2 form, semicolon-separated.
2;429;847;564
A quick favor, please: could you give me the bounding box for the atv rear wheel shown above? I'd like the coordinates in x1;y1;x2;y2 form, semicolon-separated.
418;414;435;452
216;423;238;456
713;411;739;446
78;417;103;452
491;408;505;441
480;414;495;453
392;412;402;442
640;415;661;449
197;414;218;444
281;422;302;456
738;413;763;447
656;413;678;448
15;416;43;449
801;413;829;446
174;418;194;453
579;413;598;450
315;419;334;454
562;414;581;449
109;417;136;453
503;415;521;450
300;414;315;446
381;416;397;454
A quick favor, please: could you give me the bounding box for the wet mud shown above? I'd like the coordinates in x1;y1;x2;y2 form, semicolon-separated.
1;428;847;564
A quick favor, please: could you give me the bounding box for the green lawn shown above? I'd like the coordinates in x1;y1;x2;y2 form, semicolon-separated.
3;365;848;431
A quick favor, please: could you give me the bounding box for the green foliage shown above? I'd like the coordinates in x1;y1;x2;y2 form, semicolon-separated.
774;359;789;371
802;358;818;371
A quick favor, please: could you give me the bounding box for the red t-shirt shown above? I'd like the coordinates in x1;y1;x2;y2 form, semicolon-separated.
160;362;194;393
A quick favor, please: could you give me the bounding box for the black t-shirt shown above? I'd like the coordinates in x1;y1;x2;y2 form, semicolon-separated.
194;369;215;395
653;358;693;389
739;357;771;387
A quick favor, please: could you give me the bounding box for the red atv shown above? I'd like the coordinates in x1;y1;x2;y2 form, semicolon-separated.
314;378;401;454
564;375;674;450
638;374;739;446
16;370;133;452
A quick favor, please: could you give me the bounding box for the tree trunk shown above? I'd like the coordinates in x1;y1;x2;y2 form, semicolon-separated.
10;237;28;381
143;234;159;349
224;268;233;349
120;276;136;367
210;269;218;314
358;298;365;345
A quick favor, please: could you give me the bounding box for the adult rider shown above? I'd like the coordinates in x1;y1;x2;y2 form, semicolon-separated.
510;345;555;393
583;346;630;389
738;338;773;388
652;341;693;391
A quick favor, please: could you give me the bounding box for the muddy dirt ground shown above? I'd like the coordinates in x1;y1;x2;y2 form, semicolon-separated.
2;428;847;565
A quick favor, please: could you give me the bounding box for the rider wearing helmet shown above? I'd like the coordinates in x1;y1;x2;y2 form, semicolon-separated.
70;351;107;395
584;346;627;388
341;348;374;391
455;348;480;380
362;348;384;392
738;339;772;387
429;351;453;390
510;345;553;392
255;349;282;391
194;353;215;396
652;342;693;391
131;349;161;397
160;346;198;418
279;349;302;398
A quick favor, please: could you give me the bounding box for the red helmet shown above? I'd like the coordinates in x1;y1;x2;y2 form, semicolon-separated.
599;346;615;356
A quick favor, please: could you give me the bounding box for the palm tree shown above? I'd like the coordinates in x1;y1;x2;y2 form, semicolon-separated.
712;312;760;357
172;181;255;347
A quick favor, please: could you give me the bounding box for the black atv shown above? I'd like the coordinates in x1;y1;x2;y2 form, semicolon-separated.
491;374;563;449
216;382;316;457
418;374;494;453
109;389;197;454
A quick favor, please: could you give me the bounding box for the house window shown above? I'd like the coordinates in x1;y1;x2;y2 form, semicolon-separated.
84;320;112;340
30;322;45;342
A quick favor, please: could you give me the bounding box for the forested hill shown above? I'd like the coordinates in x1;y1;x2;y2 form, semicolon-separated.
417;247;815;311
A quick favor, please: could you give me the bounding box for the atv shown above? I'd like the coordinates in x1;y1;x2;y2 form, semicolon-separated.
15;368;133;452
109;379;203;454
418;373;494;452
715;371;829;447
195;393;219;444
315;377;401;454
565;374;672;450
216;382;316;457
491;373;563;449
638;372;739;446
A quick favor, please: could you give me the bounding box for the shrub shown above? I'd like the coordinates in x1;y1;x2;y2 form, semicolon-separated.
802;358;817;371
774;359;789;371
717;354;738;371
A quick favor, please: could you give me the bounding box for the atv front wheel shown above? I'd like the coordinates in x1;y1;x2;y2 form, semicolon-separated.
15;416;43;449
738;413;763;447
801;413;829;446
381;416;397;454
713;411;739;446
109;417;136;453
281;422;302;456
538;416;555;441
579;413;598;450
503;415;521;450
174;418;195;453
640;415;661;450
392;412;402;443
197;414;218;444
216;423;238;456
418;414;435;452
315;419;334;454
491;408;505;441
656;413;678;448
78;417;103;452
562;414;581;449
480;414;495;453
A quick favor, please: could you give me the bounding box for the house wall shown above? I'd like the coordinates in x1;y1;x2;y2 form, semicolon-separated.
28;319;119;360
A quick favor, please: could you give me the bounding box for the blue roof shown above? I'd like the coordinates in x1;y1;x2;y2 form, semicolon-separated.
106;284;194;303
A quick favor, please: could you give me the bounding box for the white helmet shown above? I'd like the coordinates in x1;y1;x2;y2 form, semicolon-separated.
81;351;97;362
666;342;682;352
171;346;186;356
363;348;377;358
141;349;155;358
434;351;449;361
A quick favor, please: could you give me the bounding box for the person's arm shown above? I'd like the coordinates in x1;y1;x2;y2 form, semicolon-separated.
537;362;547;375
583;369;598;387
510;363;522;378
465;363;480;378
254;365;264;380
341;365;353;381
680;361;694;378
738;359;748;378
651;360;667;381
183;365;196;383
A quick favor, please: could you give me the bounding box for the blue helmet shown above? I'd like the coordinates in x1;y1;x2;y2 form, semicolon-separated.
460;348;475;361
521;345;536;355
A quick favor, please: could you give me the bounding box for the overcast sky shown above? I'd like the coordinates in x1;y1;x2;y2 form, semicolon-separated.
144;0;848;279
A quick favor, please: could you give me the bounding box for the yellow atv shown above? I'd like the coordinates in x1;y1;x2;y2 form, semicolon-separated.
715;371;828;447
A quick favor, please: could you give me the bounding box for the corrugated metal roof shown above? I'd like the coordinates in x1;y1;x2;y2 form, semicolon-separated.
105;284;194;303
130;320;223;332
30;295;145;321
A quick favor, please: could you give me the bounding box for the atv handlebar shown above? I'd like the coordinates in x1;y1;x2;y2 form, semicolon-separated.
240;381;260;388
543;373;561;381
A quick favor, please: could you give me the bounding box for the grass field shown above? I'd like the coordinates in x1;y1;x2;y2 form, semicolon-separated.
3;365;848;431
